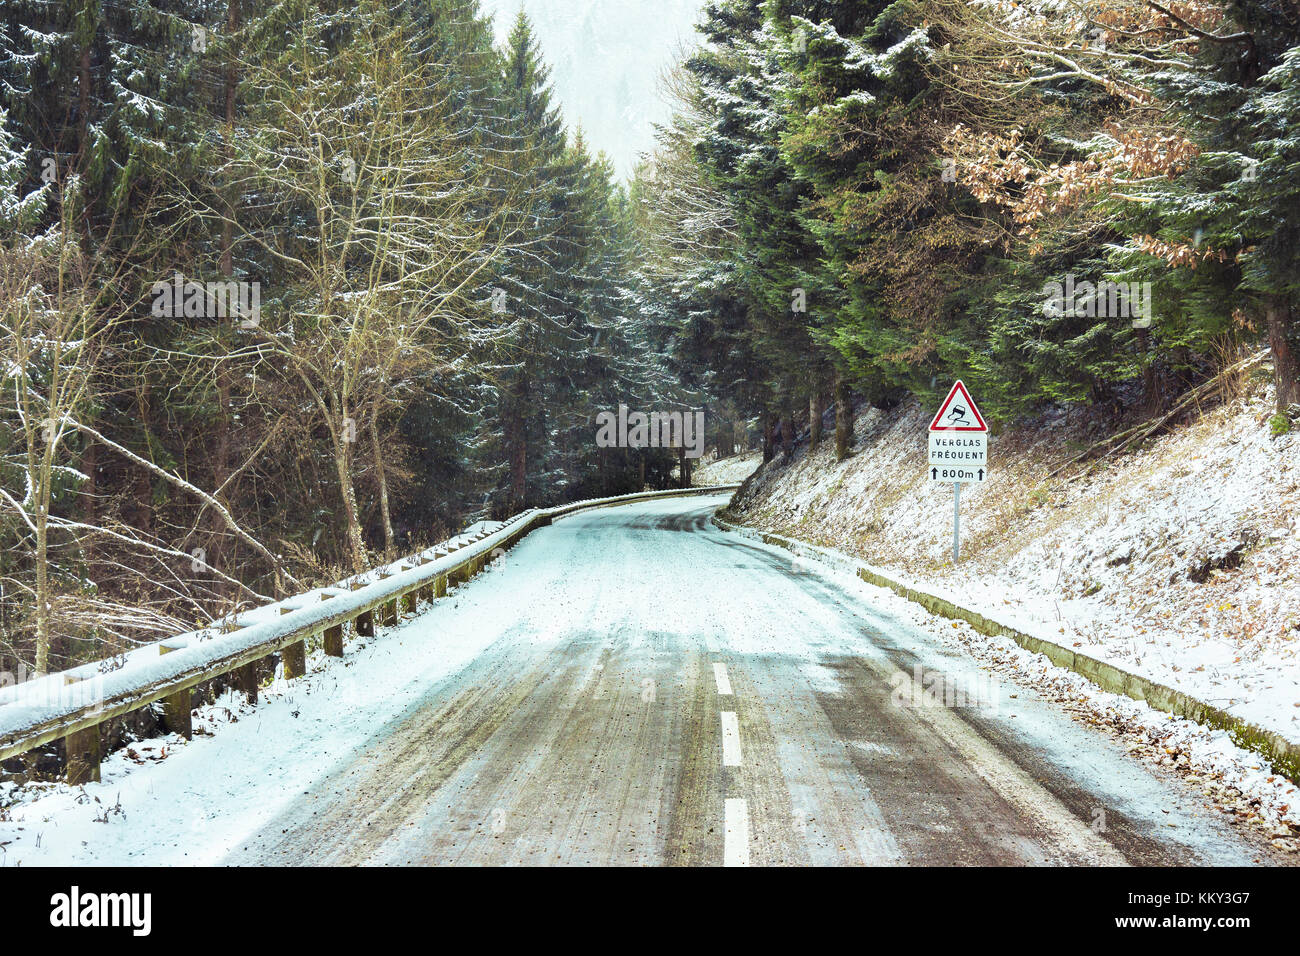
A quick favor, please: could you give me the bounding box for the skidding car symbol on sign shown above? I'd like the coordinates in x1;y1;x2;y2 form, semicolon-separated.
928;380;987;432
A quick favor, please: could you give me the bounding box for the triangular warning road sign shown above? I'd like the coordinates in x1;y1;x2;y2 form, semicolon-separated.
929;380;987;432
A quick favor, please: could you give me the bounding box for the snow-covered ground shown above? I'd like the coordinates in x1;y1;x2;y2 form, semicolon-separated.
727;381;1300;747
693;449;761;486
0;556;521;866
3;493;1294;864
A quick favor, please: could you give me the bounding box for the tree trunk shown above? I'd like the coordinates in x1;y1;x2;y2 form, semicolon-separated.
762;411;775;462
77;38;92;248
31;408;58;673
332;417;367;574
210;366;232;591
1266;294;1299;413
509;432;526;509
130;383;153;534
834;371;853;462
219;0;241;278
504;381;528;511
1136;327;1158;412
212;5;239;591
809;391;824;448
80;435;96;563
34;479;51;675
369;411;395;558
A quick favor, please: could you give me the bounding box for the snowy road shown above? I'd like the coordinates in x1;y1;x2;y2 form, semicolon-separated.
225;494;1268;866
3;494;1278;866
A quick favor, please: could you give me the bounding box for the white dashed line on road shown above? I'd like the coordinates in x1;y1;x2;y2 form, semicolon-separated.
721;711;742;767
719;666;744;866
724;798;750;866
713;662;733;696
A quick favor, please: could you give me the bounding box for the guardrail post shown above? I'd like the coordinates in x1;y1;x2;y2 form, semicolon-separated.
282;640;307;679
434;573;447;598
162;688;192;740
278;606;308;678
372;570;398;627
417;558;434;604
402;590;416;615
323;623;344;657
65;725;100;784
236;662;258;704
348;578;374;637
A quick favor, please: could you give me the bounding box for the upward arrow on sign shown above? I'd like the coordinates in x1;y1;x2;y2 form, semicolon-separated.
929;380;987;432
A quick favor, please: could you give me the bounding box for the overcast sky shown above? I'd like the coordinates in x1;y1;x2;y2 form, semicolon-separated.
478;0;705;180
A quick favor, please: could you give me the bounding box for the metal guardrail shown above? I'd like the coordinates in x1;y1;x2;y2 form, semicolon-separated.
0;485;738;783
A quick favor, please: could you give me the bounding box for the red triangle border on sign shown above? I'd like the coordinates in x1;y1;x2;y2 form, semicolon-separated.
929;380;987;432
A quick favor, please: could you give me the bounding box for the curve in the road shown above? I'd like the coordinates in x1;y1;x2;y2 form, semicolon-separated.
228;495;1276;866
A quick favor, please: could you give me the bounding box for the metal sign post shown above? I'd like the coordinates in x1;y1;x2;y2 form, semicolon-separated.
953;481;960;562
928;381;988;564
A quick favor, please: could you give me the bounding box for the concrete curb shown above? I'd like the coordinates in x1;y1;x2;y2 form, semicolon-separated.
711;513;1300;784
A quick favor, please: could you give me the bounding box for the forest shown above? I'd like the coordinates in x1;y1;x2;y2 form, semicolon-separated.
3;0;1299;677
637;0;1300;456
0;0;705;675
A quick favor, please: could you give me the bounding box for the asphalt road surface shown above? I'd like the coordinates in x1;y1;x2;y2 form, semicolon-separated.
228;494;1275;866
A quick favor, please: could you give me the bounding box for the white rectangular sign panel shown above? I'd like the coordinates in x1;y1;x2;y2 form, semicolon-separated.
928;433;986;467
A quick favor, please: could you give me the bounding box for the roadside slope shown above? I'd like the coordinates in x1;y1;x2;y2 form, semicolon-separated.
725;383;1300;749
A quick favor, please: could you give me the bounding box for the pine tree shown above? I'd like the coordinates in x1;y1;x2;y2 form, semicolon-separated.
686;0;834;448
